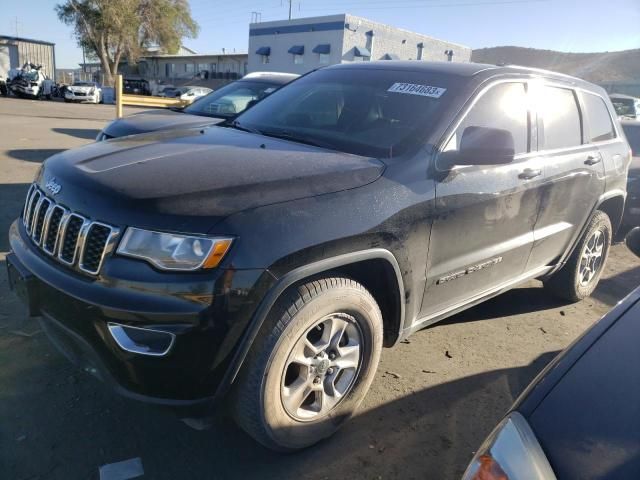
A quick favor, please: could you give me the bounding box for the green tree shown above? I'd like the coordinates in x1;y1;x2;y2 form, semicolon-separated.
56;0;199;86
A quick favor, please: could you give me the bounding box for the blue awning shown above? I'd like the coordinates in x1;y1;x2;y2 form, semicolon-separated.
381;53;400;60
354;46;371;57
255;46;271;56
288;45;305;55
312;44;331;54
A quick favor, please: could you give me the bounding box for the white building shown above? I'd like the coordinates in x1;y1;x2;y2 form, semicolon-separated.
248;14;471;75
0;35;56;80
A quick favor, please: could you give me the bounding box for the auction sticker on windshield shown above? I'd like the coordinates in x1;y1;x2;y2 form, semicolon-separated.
387;83;446;98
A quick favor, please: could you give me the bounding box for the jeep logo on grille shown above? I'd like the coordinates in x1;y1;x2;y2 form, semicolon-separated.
45;178;61;195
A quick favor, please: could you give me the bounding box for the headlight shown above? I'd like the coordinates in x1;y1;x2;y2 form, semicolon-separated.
116;227;233;271
462;412;556;480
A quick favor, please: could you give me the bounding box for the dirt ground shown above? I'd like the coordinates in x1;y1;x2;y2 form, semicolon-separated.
1;97;639;480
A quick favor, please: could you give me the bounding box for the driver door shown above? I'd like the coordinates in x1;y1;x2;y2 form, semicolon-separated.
420;81;543;318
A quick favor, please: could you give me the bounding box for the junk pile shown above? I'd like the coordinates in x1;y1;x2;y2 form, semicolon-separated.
8;63;54;99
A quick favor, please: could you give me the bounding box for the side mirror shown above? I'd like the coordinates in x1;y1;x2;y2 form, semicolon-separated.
444;126;515;166
625;227;640;257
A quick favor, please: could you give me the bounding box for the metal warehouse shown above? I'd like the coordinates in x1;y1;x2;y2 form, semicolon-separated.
248;14;472;74
0;35;56;80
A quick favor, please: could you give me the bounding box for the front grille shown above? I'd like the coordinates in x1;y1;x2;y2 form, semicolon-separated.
21;185;119;276
80;223;112;274
43;206;64;253
60;215;84;264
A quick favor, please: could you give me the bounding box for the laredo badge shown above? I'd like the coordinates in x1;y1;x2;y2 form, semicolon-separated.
387;83;447;98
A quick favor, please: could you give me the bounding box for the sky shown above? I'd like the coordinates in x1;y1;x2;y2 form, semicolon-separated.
4;0;639;68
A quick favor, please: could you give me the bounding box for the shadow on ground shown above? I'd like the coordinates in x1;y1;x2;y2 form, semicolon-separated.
52;128;101;140
6;149;64;163
0;299;559;480
440;285;570;326
0;183;30;252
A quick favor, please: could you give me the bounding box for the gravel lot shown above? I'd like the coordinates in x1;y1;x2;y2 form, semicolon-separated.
1;96;639;480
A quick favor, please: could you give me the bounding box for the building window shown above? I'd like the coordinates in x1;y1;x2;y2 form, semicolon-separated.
319;53;330;64
261;55;270;64
197;63;208;73
293;54;304;65
185;63;195;74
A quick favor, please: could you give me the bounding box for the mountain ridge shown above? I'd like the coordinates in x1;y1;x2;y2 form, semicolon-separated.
471;46;640;84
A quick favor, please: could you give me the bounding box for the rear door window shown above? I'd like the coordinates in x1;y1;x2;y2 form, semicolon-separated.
445;82;529;155
583;93;616;142
540;86;582;150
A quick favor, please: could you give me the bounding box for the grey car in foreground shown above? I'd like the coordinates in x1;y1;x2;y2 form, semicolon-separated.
464;228;640;480
96;72;298;140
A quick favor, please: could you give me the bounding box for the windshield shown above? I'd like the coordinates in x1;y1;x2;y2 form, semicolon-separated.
185;80;281;118
622;123;640;156
73;82;93;87
612;98;636;116
233;68;458;157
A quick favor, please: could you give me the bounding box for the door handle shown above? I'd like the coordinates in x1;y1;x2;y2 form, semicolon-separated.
518;168;542;180
585;154;602;166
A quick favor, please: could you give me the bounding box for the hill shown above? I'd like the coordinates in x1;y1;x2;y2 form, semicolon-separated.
471;46;640;84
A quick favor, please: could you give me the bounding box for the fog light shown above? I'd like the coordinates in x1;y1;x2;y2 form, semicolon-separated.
107;323;175;357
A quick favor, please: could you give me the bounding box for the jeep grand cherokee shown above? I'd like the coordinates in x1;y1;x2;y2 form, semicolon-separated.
7;61;631;451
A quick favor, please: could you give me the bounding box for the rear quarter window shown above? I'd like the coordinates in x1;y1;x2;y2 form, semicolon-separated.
540;86;582;150
583;92;616;142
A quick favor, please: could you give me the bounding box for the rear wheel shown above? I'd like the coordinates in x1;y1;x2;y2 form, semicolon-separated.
544;210;612;301
232;277;383;451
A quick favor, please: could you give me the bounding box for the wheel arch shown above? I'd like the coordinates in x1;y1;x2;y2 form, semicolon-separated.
219;249;405;396
596;190;625;235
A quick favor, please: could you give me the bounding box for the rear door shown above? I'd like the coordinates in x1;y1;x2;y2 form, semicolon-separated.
421;80;543;318
526;84;607;270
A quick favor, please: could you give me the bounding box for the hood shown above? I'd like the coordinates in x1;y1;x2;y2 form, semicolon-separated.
38;126;385;233
68;85;96;93
102;109;223;138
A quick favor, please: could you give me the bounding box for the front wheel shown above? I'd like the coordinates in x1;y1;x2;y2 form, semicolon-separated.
232;277;383;451
544;210;612;302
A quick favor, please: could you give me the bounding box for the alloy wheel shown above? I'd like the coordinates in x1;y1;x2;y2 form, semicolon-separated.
280;313;362;421
578;228;606;287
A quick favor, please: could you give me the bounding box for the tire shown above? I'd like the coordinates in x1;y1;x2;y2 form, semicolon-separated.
544;210;612;302
231;276;383;451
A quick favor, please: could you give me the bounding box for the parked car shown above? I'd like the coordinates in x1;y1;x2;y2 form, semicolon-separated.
7;61;630;451
64;81;102;104
158;85;212;101
621;120;640;234
463;228;640;480
610;93;640;120
8;62;54;99
96;72;298;140
123;78;151;96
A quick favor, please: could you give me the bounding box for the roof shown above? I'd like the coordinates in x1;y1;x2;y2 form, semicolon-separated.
324;60;598;87
0;35;55;46
610;93;639;100
242;71;300;84
325;60;496;77
145;52;247;59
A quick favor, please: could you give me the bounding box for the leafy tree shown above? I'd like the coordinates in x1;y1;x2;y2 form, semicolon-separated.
56;0;199;86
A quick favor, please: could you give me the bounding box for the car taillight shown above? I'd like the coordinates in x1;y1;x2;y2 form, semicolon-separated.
462;412;557;480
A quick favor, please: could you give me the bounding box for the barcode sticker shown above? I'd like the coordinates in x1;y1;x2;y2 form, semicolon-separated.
387;83;446;98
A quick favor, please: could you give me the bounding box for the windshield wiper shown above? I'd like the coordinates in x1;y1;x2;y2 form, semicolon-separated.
226;120;262;135
259;130;336;151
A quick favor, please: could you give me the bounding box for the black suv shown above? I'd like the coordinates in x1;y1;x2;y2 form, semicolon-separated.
7;62;630;451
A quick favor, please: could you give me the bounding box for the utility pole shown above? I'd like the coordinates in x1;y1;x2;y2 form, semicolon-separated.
288;0;292;20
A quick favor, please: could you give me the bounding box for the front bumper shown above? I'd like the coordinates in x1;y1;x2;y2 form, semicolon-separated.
8;219;273;408
65;92;97;102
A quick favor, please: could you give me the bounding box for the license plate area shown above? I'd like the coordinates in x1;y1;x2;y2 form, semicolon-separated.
6;253;40;316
